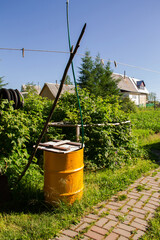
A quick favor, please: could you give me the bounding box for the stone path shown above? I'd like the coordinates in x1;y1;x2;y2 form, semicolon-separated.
55;169;160;240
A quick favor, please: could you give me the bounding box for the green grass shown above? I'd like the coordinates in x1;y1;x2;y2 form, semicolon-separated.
131;108;160;133
117;194;127;201
136;184;147;192
1;108;160;239
0;159;158;240
141;207;160;240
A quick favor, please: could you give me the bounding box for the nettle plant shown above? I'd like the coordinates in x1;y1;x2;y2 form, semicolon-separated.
0;95;53;185
0;89;140;185
53;89;140;169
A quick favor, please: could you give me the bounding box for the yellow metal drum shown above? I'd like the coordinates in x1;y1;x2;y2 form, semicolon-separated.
44;148;84;204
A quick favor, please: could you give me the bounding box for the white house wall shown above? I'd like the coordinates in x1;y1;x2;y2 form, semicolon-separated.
129;93;139;105
139;94;147;106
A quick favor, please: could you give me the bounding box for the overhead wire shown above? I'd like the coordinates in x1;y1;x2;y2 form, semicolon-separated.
0;47;160;75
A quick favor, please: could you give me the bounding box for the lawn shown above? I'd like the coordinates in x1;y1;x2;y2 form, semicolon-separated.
0;158;158;240
0;107;160;239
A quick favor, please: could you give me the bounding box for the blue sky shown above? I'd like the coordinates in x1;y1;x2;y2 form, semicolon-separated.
1;0;160;99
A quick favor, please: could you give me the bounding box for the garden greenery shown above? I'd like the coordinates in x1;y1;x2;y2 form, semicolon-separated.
0;89;141;185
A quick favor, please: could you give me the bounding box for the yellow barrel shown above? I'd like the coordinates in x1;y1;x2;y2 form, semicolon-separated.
44;148;84;205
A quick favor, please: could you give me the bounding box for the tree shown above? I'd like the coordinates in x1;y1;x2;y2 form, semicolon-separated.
65;75;73;85
78;51;94;90
78;51;120;98
21;82;38;95
148;92;156;102
0;77;8;89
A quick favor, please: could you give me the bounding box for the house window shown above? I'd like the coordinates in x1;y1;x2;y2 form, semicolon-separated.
137;81;145;90
131;95;137;100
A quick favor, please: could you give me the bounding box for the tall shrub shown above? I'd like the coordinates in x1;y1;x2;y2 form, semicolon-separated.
52;89;139;169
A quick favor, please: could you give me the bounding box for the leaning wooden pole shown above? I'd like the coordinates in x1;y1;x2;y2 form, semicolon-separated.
17;23;86;184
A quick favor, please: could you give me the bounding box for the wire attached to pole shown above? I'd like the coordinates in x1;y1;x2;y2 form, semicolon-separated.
16;23;86;184
66;0;85;147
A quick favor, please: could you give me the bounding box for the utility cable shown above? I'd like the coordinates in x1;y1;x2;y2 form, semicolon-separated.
1;47;160;75
66;0;84;147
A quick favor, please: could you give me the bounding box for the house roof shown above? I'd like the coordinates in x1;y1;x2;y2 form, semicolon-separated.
112;73;138;92
132;78;149;94
112;73;149;95
40;83;75;99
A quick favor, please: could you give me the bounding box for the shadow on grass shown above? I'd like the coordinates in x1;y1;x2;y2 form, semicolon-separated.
0;182;61;215
143;141;160;165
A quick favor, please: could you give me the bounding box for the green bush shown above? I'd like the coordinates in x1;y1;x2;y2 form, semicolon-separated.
52;89;140;169
0;95;53;185
120;97;137;113
0;90;141;185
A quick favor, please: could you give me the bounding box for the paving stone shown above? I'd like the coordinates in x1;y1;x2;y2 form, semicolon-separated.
110;210;122;216
139;191;151;196
117;223;135;232
103;220;117;230
128;191;141;197
82;217;95;223
145;203;158;210
148;200;160;207
134;200;144;208
150;183;159;189
123;215;134;225
127;194;139;200
84;230;104;240
90;225;108;235
98;208;109;215
127;199;137;206
143;206;155;213
132;230;145;240
105;214;118;221
104;232;119;240
75;222;90;232
108;201;123;207
134;218;148;226
79;237;90;240
150;196;160;202
150;186;160;191
151;192;159;198
130;221;147;231
62;229;78;237
140;195;150;202
129;211;145;219
120;205;130;213
118;236;128;240
86;214;99;220
118;191;128;195
95;217;109;227
55;168;160;240
113;228;132;238
132;207;147;214
55;234;72;240
70;221;83;230
146;212;154;220
105;204;119;210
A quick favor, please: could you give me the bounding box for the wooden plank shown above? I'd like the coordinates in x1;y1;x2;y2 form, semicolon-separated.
52;145;71;151
39;140;70;148
68;142;82;146
38;143;71;151
53;140;70;146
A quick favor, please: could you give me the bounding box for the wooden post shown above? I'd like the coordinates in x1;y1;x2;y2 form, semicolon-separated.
76;125;80;142
154;96;156;110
